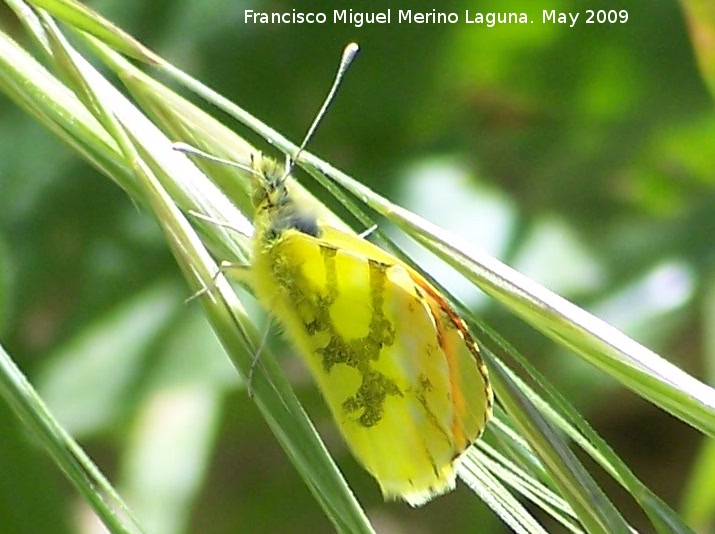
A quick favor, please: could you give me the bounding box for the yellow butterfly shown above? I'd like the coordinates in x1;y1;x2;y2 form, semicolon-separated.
224;154;493;506
181;43;493;506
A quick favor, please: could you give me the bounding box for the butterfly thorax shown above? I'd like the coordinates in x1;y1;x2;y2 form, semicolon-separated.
250;156;320;242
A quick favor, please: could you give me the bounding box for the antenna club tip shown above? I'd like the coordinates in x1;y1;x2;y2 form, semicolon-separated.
344;42;360;58
172;142;205;157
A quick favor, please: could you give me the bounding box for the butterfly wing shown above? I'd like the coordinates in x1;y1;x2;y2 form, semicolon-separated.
247;225;491;505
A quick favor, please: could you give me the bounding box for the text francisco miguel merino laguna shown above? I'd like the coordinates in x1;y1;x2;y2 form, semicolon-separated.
244;9;533;27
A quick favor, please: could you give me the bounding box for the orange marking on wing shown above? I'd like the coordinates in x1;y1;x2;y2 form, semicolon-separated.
407;268;492;446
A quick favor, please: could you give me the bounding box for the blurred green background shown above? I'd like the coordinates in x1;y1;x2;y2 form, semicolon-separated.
1;0;714;532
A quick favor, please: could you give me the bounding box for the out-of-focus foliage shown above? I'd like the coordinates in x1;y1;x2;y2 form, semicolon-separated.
0;0;714;532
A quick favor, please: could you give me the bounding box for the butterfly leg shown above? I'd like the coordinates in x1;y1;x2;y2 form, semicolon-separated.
358;224;378;239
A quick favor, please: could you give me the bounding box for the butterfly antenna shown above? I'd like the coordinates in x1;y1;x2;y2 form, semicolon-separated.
283;42;359;179
172;142;261;177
